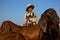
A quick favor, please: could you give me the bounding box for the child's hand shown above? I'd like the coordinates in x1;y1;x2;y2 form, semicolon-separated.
29;18;33;21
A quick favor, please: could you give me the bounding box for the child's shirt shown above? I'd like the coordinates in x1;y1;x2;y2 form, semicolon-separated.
24;12;37;25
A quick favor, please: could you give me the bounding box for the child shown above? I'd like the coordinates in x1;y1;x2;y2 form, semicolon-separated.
23;4;37;26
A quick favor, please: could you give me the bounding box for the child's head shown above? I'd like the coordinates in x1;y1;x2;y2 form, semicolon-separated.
26;4;34;12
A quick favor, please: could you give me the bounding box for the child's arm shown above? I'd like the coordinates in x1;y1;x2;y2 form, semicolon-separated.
23;13;27;26
32;13;37;22
29;13;37;22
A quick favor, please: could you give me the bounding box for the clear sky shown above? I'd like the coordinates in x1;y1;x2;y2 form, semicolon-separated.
0;0;60;26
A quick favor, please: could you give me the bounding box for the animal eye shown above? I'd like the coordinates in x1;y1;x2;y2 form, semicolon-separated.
47;13;49;15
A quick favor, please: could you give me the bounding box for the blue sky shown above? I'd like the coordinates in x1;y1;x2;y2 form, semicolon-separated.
0;0;60;26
